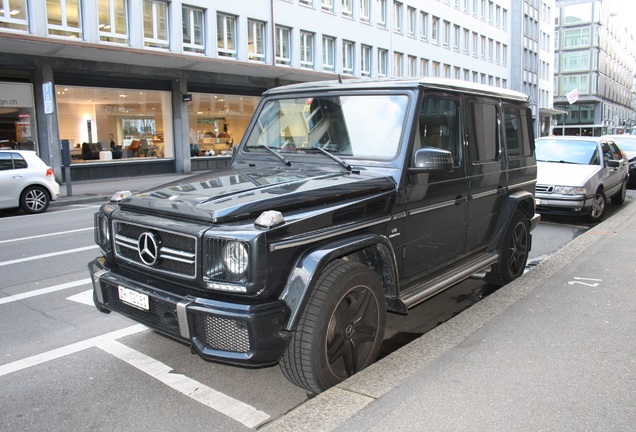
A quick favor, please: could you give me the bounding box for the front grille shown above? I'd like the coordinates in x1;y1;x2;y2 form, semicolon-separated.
193;314;251;353
114;221;197;279
535;184;554;193
102;282;180;337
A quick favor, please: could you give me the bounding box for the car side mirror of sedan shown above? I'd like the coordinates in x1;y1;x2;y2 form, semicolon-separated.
606;159;620;168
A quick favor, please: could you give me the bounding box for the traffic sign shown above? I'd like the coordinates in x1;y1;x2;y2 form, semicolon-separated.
43;82;54;114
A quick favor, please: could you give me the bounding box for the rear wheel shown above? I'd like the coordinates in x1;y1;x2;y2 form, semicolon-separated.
611;179;627;206
588;189;606;222
486;210;529;287
20;186;50;214
280;260;386;393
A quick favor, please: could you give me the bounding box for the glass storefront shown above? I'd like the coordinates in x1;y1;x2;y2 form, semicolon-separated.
188;93;260;157
0;82;37;151
55;85;173;162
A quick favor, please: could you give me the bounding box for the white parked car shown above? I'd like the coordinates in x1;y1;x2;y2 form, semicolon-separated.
534;136;629;222
600;135;636;188
0;150;60;214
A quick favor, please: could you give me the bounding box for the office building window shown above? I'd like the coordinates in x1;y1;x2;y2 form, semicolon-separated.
300;31;314;69
299;0;313;6
360;0;370;22
378;48;388;76
342;0;352;17
432;61;440;77
217;13;236;58
0;0;28;31
442;20;450;47
343;40;354;74
377;0;387;28
463;28;469;53
275;26;291;65
393;52;403;77
408;55;416;76
99;0;128;44
322;36;335;72
143;0;169;49
248;19;266;62
420;58;429;76
453;24;460;51
182;6;204;54
420;12;428;41
393;1;403;33
47;0;82;38
431;16;439;44
321;0;334;12
361;44;372;76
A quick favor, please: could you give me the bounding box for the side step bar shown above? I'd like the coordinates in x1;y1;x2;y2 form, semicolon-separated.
398;252;499;311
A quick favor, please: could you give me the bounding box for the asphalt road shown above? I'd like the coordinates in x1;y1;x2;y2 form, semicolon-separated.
1;190;634;431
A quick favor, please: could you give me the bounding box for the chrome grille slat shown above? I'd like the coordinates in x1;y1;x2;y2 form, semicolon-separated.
113;221;198;279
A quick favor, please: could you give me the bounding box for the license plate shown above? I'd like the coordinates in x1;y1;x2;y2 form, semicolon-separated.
118;286;149;311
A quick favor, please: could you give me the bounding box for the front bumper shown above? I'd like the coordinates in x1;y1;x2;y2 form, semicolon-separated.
534;194;593;216
89;257;291;366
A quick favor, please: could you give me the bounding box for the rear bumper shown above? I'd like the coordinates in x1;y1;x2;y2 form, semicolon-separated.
89;257;291;366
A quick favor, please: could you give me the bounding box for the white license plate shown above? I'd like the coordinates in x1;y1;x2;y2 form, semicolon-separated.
118;286;149;311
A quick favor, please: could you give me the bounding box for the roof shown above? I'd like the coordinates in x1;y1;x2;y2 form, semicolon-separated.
264;77;530;102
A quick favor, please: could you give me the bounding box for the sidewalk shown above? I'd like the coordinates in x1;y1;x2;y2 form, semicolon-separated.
265;200;636;431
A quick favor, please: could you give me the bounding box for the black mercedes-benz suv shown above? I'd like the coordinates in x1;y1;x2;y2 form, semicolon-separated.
90;78;539;393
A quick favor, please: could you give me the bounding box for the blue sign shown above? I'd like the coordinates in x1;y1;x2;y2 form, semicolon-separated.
43;82;54;114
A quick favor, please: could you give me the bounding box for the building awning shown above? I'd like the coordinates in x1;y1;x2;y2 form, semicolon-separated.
540;107;568;115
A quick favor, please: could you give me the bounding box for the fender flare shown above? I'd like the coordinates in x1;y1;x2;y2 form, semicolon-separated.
279;232;399;332
488;190;537;252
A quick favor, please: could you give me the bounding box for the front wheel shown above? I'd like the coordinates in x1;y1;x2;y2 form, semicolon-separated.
588;189;607;223
486;210;530;287
280;260;386;393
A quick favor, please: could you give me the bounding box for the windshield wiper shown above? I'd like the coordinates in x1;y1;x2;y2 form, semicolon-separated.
308;146;352;171
259;145;292;166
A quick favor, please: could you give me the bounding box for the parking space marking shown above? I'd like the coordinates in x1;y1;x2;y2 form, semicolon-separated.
0;278;92;305
66;289;94;306
0;245;99;267
0;228;93;245
0;324;147;377
98;340;270;428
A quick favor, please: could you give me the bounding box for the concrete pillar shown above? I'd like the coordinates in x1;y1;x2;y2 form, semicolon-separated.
172;72;191;174
32;63;62;183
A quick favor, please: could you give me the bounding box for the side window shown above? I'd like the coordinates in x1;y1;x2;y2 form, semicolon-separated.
0;153;13;170
503;105;532;158
417;94;461;166
601;142;614;161
467;100;498;162
12;153;28;169
607;142;622;160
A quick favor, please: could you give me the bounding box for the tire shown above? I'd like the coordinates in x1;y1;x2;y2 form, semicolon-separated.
20;186;50;214
280;260;386;393
611;179;627;206
486;210;530;287
588;189;606;223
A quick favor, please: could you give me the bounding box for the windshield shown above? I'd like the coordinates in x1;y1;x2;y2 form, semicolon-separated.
243;94;409;161
607;137;636;152
535;139;599;165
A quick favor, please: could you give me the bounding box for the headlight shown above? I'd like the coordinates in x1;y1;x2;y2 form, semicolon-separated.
222;241;249;276
553;186;586;195
94;212;112;254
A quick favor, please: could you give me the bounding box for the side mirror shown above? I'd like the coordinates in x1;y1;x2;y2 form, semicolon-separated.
606;159;619;168
408;147;454;174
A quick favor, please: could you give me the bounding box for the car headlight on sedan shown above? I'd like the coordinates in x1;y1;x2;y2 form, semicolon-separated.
553;186;586;196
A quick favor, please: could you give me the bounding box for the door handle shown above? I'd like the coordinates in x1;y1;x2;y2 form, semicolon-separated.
454;196;466;205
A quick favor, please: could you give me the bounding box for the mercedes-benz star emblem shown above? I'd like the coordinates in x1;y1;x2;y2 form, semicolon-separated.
137;232;160;266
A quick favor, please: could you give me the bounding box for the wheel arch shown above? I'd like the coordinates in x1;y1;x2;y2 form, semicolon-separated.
279;232;399;332
488;190;536;252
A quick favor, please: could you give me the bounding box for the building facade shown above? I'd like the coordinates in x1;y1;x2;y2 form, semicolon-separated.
1;0;552;182
552;0;636;136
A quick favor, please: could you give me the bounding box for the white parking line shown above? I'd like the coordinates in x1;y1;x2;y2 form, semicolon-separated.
0;228;93;245
0;278;92;305
99;340;271;428
0;245;99;267
0;324;147;377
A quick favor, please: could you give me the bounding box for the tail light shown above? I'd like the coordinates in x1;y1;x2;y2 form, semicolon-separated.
46;167;54;177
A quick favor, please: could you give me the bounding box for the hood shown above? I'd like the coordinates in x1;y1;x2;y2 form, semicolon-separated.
118;166;396;223
537;161;599;186
624;150;636;162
